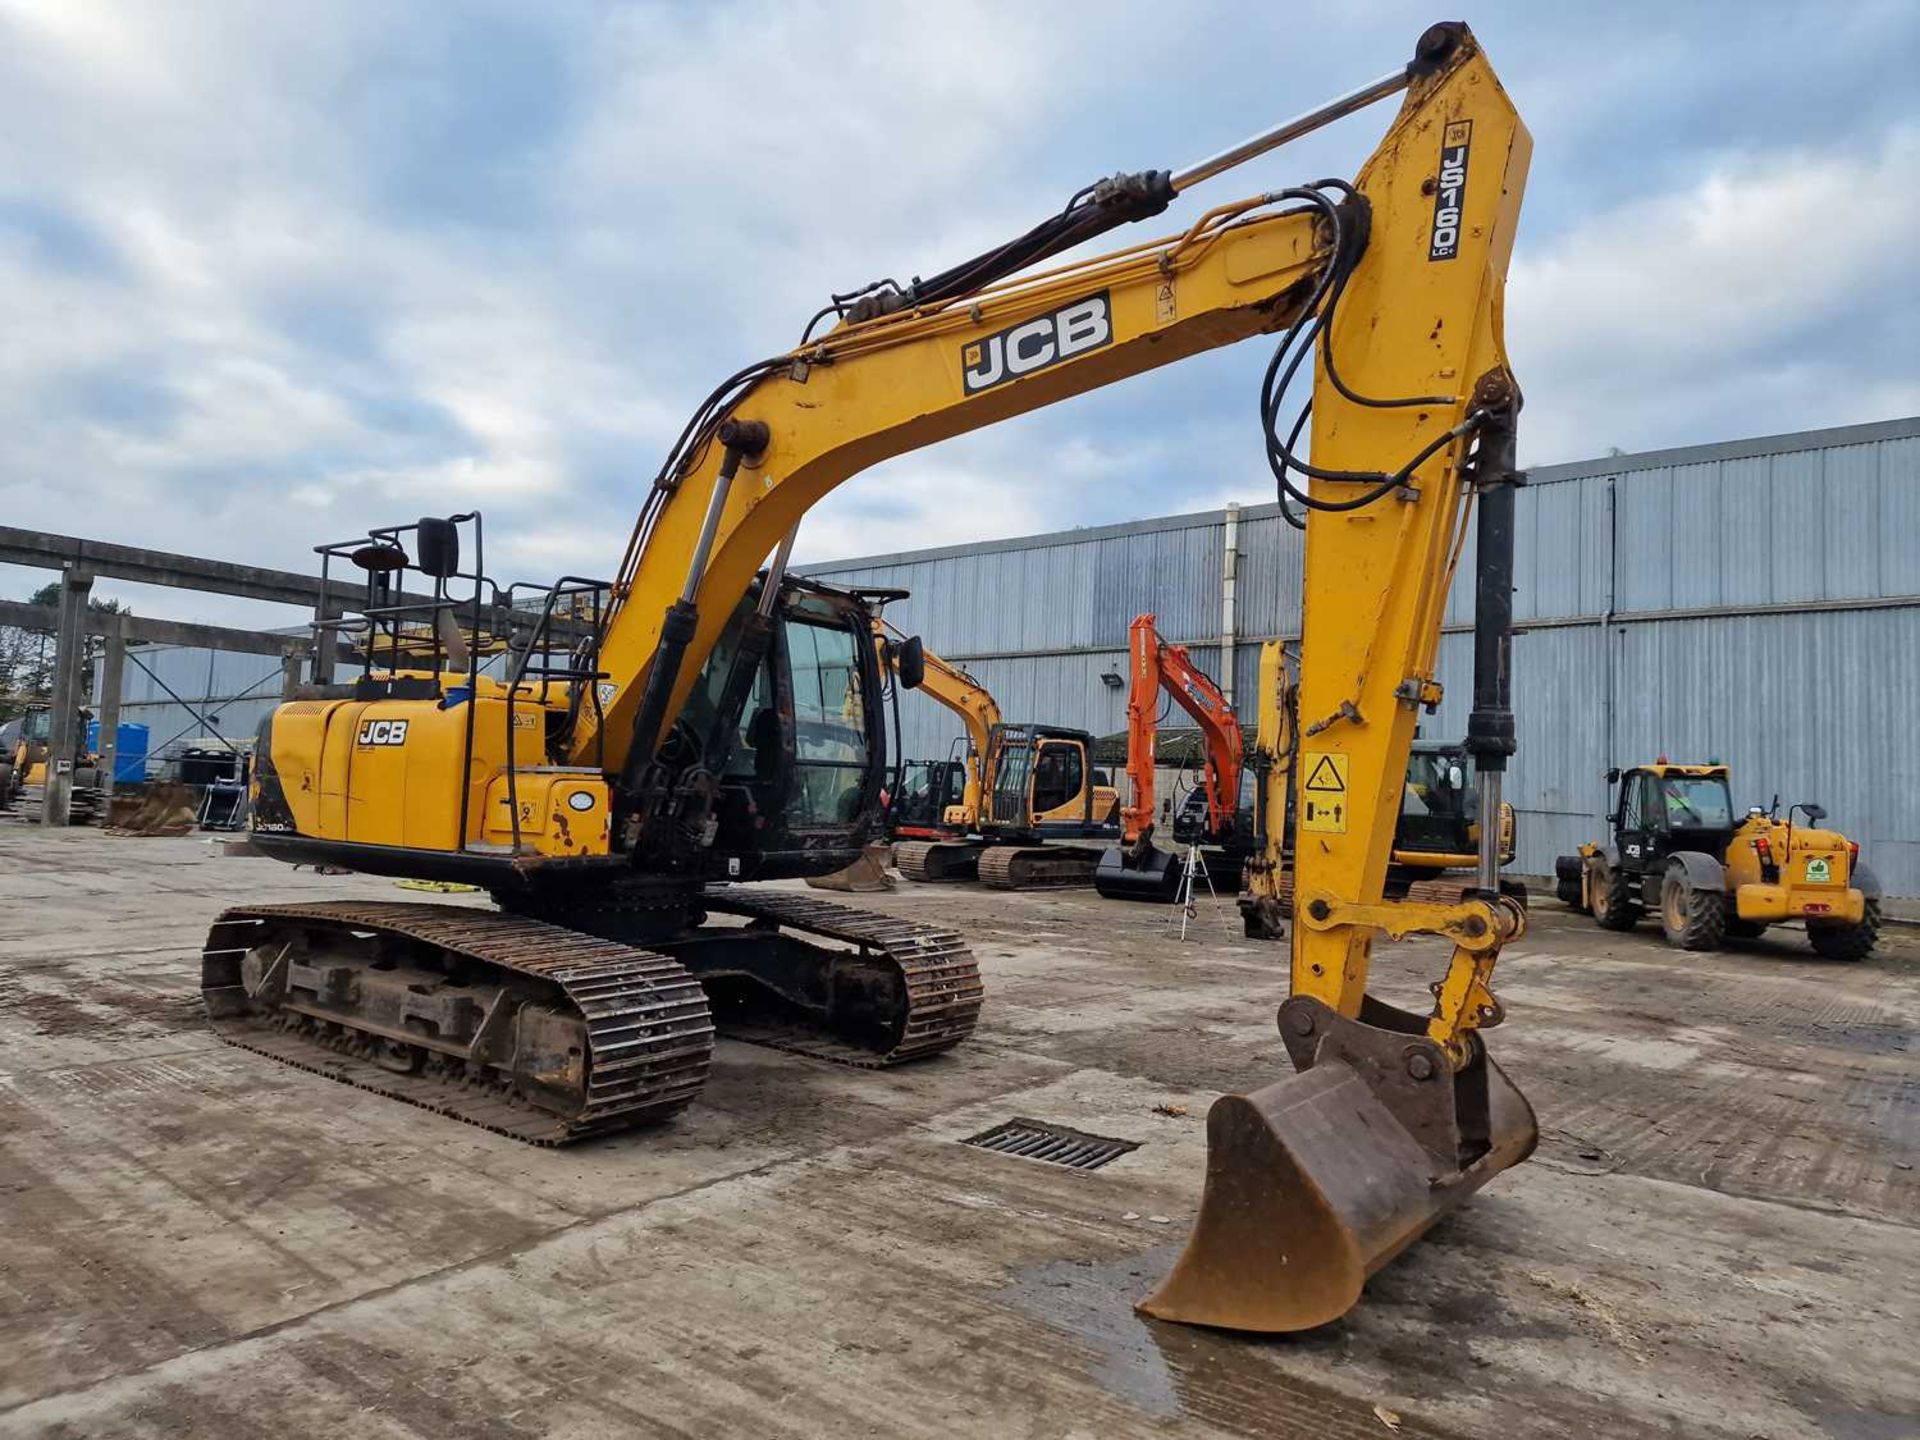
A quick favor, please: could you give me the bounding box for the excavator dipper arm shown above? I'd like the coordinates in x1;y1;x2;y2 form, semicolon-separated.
1139;26;1534;1332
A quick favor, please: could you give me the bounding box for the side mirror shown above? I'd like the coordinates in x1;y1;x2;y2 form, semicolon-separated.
896;636;927;691
415;516;461;579
1604;767;1621;784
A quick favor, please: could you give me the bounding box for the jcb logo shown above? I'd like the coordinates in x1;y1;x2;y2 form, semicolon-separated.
1428;121;1471;261
961;292;1112;395
356;719;410;747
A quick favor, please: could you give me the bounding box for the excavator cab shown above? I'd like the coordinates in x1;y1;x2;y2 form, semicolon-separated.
982;724;1116;837
704;581;892;881
249;519;889;889
889;757;969;840
1395;741;1518;872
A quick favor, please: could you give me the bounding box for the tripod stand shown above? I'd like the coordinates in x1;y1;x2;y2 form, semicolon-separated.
1167;841;1232;941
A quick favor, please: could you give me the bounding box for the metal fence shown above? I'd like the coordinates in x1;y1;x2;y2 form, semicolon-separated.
806;416;1920;894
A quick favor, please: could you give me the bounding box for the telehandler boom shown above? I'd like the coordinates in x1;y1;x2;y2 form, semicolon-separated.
205;21;1534;1331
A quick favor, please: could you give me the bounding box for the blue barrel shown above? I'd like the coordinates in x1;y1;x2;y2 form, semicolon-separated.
85;721;150;784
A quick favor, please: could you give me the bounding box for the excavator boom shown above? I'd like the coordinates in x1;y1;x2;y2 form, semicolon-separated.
570;26;1506;781
1119;613;1245;845
869;614;1000;823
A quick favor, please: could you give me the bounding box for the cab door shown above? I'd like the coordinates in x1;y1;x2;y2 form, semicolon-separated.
1616;770;1660;876
1029;738;1089;833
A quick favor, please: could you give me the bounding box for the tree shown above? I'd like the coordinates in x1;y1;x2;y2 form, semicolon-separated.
0;586;133;722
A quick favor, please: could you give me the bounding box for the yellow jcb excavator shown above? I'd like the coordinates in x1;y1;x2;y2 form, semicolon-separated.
868;615;1121;887
203;21;1534;1332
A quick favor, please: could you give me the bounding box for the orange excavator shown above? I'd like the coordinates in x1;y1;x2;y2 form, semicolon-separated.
1095;613;1246;900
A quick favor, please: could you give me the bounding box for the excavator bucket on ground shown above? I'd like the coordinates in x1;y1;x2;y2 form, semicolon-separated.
805;842;897;893
1139;995;1536;1332
105;783;198;836
1093;835;1184;902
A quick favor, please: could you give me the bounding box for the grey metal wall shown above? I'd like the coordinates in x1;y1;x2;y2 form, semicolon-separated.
807;416;1920;894
93;644;292;770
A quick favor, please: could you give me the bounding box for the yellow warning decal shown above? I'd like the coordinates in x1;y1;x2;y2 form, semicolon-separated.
1301;751;1348;834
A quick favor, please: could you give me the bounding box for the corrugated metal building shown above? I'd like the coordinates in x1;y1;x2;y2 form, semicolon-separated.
804;416;1920;894
97;416;1917;893
95;643;298;771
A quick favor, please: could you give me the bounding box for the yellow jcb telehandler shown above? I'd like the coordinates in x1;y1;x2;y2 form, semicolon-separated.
1555;761;1881;959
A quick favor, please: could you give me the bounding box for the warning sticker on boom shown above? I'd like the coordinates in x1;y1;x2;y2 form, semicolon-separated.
1301;752;1349;834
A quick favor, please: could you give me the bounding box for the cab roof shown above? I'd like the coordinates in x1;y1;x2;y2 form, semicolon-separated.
1635;762;1730;779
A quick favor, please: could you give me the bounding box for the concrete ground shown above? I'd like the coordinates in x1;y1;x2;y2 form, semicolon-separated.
0;826;1914;1440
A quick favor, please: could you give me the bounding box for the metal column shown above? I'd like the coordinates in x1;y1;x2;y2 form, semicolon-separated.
1220;502;1240;707
42;568;93;826
96;624;127;797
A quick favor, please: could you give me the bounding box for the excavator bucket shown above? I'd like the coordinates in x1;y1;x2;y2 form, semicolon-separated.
104;783;199;837
1094;840;1183;902
805;842;897;893
1139;995;1536;1332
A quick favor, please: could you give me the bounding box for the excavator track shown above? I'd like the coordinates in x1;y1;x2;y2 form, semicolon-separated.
976;843;1101;890
201;902;714;1146
698;887;984;1065
893;839;984;883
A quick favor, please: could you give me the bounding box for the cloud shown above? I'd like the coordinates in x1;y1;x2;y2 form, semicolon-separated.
1508;127;1920;461
0;0;1913;615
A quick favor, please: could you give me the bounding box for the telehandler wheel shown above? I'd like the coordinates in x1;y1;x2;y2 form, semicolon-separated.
1555;869;1587;912
1808;899;1880;962
1589;857;1642;931
1659;862;1725;951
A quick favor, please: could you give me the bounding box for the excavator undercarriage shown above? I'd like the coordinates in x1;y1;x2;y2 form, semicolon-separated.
203;885;983;1144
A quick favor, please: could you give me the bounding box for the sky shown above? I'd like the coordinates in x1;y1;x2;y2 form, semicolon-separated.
1;0;1915;628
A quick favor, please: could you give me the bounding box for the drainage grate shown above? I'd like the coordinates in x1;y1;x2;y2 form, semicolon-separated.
962;1117;1140;1171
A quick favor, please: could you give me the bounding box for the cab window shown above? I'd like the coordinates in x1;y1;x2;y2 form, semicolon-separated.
1658;776;1732;829
785;619;869;827
1620;774;1649;830
1031;742;1082;814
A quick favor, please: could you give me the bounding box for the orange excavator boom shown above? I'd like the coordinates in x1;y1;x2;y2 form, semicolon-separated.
1118;613;1245;844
